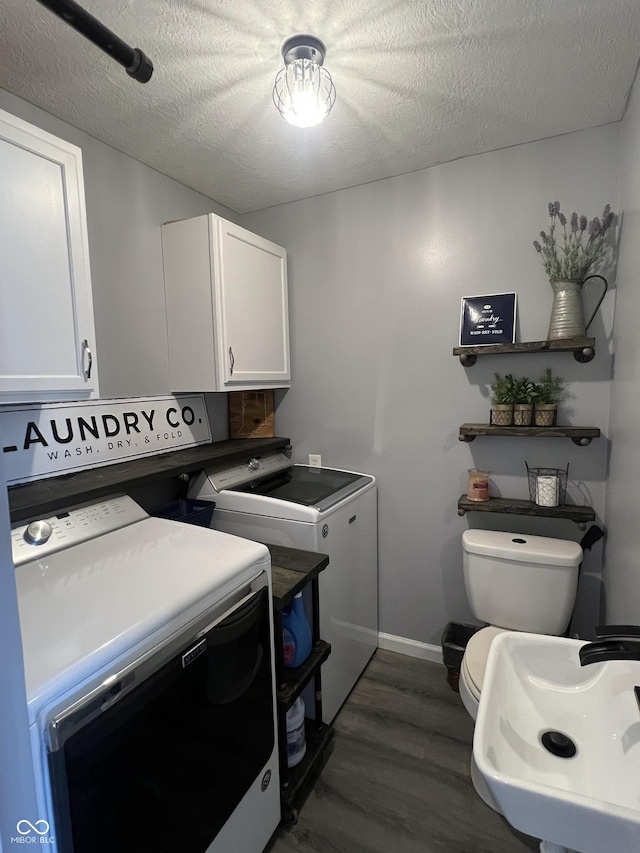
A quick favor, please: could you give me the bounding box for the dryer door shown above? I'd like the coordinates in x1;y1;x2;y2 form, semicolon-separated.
47;581;276;853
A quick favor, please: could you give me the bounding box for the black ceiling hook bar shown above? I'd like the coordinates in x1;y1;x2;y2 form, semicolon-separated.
35;0;153;83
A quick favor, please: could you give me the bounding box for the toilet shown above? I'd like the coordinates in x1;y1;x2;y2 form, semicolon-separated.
458;528;583;833
458;529;583;721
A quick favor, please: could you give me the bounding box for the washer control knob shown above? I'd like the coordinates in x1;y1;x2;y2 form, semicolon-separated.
24;520;53;546
247;458;260;471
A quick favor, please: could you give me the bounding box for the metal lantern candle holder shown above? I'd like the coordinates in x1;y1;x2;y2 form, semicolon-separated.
526;462;569;508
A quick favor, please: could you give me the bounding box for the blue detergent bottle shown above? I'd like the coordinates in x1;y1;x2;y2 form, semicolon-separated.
282;592;312;667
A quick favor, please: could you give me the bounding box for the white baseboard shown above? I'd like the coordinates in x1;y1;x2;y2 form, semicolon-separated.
377;632;443;664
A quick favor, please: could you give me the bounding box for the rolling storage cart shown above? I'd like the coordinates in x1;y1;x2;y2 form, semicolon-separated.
267;544;333;824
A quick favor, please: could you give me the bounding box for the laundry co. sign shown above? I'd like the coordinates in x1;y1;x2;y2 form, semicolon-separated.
0;395;211;484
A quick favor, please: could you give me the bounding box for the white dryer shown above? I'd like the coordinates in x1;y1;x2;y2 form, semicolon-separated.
190;451;378;723
12;493;280;853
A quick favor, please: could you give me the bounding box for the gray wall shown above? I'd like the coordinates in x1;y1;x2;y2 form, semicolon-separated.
242;124;620;646
0;89;236;407
0;87;627;646
603;74;640;623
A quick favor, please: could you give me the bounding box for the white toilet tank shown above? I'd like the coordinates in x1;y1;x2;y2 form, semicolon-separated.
462;529;583;634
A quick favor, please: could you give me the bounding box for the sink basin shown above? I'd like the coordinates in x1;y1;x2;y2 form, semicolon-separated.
474;631;640;853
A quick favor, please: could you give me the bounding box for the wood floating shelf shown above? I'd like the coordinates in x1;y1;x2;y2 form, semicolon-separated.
452;337;596;366
459;423;601;446
8;436;292;523
281;722;334;821
276;641;331;706
457;495;595;528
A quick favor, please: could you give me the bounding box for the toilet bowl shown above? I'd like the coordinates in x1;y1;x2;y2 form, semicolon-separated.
459;625;505;719
458;529;583;825
458;530;583;720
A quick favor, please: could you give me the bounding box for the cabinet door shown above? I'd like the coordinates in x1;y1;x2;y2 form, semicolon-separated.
0;109;98;402
213;218;290;387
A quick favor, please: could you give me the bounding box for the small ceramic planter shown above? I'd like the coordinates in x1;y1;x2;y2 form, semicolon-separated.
491;404;513;426
534;403;557;427
513;404;533;426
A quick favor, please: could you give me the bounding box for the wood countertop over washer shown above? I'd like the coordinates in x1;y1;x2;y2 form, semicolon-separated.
8;436;290;522
267;544;330;609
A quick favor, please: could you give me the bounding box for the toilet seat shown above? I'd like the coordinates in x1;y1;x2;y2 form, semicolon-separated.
459;626;507;717
464;625;507;697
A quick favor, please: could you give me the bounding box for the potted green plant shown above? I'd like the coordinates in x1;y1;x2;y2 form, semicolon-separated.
490;373;516;425
512;376;537;426
533;367;565;426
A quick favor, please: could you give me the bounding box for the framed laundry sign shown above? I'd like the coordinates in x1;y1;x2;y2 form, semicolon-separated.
0;394;211;484
459;292;517;346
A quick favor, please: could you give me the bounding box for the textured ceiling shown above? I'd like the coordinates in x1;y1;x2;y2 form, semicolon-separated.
1;1;640;213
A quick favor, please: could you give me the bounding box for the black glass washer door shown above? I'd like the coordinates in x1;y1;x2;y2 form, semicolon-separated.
238;466;372;511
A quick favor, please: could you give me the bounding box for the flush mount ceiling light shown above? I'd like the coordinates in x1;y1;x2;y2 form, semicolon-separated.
273;35;336;128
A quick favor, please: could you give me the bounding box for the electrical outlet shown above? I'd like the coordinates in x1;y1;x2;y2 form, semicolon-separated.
308;454;322;468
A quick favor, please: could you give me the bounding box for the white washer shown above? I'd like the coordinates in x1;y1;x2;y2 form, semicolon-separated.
190;452;378;723
12;493;280;853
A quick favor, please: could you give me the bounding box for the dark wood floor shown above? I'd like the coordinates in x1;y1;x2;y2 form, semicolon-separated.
266;649;540;853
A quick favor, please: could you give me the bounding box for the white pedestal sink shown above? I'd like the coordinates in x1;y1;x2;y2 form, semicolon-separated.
473;632;640;853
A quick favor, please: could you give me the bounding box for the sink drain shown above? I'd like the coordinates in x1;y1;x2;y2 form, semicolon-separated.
541;730;577;758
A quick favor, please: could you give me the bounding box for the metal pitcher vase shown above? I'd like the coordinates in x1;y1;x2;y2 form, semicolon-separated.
547;274;608;340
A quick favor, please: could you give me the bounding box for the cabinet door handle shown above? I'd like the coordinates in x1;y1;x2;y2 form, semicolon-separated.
82;339;93;380
228;346;235;375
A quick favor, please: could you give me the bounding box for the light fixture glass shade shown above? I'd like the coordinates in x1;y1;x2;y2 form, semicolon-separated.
273;36;336;128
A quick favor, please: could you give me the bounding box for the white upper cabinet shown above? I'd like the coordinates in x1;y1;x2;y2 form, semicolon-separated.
0;108;98;403
162;214;290;392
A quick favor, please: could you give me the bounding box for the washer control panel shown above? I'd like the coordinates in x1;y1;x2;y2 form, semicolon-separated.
11;494;148;566
207;452;292;492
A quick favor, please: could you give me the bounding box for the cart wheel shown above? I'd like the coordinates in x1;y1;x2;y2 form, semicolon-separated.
283;807;298;825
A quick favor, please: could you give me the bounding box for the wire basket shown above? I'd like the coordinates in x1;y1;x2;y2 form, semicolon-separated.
526;462;569;507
